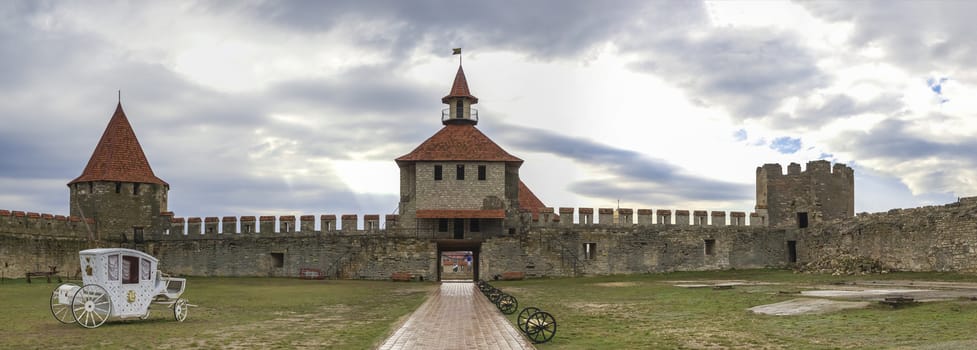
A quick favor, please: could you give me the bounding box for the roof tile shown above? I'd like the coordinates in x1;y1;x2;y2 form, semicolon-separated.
442;66;478;104
396;124;522;163
69;103;167;185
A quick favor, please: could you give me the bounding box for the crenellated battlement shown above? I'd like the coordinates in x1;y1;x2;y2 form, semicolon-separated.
155;213;401;239
759;160;853;178
529;207;762;227
0;209;95;238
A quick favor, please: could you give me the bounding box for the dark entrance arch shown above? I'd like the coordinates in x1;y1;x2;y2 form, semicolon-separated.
436;240;481;281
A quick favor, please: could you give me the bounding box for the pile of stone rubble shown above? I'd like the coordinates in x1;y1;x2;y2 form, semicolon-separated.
796;254;889;275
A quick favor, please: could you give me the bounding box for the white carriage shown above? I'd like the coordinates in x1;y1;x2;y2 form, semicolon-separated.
49;248;191;328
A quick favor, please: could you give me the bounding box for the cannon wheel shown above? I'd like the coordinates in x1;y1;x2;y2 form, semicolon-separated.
173;298;189;322
71;284;112;329
497;294;518;315
526;311;557;344
50;283;78;324
488;289;503;303
517;307;540;333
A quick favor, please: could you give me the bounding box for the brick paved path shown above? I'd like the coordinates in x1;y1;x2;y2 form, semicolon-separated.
377;282;536;350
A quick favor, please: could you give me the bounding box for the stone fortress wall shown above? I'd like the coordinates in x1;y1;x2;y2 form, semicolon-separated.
4;161;976;280
0;205;775;280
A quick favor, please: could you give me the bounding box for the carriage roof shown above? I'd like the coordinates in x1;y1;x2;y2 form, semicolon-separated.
79;248;158;264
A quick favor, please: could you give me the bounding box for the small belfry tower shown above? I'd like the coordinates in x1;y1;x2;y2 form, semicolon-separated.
441;65;479;125
68;102;169;241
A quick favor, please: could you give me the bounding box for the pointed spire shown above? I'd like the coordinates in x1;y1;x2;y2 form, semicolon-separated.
68;102;167;186
442;65;478;104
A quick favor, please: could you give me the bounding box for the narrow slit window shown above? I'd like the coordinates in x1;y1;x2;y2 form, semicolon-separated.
456;164;465;180
115;182;122;193
456;100;463;118
797;212;809;228
270;253;284;268
133;183;140;195
478;165;486;180
583;243;597;260
434;165;443;180
704;239;716;256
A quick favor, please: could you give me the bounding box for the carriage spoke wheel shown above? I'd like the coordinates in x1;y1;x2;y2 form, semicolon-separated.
526;311;557;344
71;285;112;329
497;294;518;314
50;283;78;324
173;298;189;322
517;307;540;333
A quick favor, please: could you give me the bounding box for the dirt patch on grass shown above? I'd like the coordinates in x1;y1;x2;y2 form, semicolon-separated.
749;298;870;316
670;280;780;288
593;282;638;287
567;302;635;314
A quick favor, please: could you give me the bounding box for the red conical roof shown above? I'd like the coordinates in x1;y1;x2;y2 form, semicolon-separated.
68;103;167;186
396;124;522;164
441;65;478;104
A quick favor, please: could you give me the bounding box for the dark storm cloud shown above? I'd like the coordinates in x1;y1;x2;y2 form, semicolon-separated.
210;0;653;60
772;93;905;130
626;29;829;120
272;66;435;114
799;1;977;83
488;124;752;202
213;0;834;126
833;118;977;162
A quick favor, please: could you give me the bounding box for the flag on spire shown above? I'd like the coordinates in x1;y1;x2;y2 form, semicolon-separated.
452;48;462;55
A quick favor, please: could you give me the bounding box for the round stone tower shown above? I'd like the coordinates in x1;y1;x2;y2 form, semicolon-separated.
68;102;169;241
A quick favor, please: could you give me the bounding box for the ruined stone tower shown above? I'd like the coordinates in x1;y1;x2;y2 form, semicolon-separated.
68;103;169;241
754;160;853;228
395;64;545;238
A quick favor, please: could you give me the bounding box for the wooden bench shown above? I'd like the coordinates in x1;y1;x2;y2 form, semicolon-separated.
391;272;413;282
26;266;62;283
880;296;916;308
298;268;325;280
500;271;525;281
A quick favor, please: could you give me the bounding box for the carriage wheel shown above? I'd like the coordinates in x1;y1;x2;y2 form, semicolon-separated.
525;311;557;344
497;294;518;315
50;283;78;324
517;307;540;333
140;308;151;320
71;285;112;329
173;298;189;322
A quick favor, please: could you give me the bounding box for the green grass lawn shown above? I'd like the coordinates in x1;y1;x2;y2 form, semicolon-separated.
4;270;977;349
0;278;434;349
495;270;977;349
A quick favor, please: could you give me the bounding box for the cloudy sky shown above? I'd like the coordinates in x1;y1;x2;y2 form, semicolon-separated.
1;1;974;224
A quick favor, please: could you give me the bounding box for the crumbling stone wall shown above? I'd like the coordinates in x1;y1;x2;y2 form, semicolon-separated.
798;197;977;272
